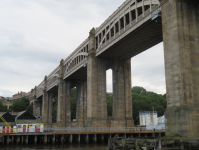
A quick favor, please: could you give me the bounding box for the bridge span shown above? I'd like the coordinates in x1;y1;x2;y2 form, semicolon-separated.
11;0;199;138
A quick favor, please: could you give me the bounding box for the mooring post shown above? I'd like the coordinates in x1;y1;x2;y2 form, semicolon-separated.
34;135;37;145
86;134;89;144
69;134;73;144
77;134;80;144
52;135;55;145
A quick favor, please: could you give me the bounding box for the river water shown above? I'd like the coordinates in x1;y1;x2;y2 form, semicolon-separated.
1;144;108;150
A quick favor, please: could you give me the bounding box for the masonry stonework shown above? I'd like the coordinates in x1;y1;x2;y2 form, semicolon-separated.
161;0;199;137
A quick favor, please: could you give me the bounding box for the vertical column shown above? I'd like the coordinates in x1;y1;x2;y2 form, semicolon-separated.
42;76;48;124
76;81;87;127
47;93;53;124
86;28;107;127
65;80;71;125
135;1;138;22
33;101;42;116
57;59;65;127
112;59;133;127
161;0;199;137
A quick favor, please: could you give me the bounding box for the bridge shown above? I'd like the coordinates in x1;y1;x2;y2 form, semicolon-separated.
11;0;199;138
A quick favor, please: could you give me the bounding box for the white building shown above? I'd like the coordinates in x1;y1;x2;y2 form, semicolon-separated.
139;111;158;126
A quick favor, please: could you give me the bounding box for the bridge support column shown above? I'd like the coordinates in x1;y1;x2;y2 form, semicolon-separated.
161;0;199;138
42;76;48;125
112;59;134;127
57;59;67;127
33;100;42;116
76;81;87;127
86;28;108;127
47;93;53;125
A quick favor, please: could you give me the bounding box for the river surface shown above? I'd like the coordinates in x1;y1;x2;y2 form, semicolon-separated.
1;144;108;150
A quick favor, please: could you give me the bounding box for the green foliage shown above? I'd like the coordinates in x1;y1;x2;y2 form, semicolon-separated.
26;103;33;114
132;86;147;95
0;100;7;112
132;86;167;125
10;97;31;112
106;94;113;117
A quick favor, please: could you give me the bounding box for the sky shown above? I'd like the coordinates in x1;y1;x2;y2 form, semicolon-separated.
0;0;166;97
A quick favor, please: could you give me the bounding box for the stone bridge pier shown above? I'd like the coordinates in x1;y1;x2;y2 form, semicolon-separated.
86;28;134;127
161;0;199;137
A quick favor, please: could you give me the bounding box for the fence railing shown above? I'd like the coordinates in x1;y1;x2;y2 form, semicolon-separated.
44;126;165;133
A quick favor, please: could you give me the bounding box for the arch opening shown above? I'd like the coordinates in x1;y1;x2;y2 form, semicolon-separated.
106;69;113;117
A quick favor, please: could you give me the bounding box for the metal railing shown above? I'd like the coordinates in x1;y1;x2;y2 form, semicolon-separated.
44;126;165;133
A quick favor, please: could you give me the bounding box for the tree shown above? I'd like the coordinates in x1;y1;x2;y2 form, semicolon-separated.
26;103;33;114
10;97;30;112
132;86;147;95
0;100;6;112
